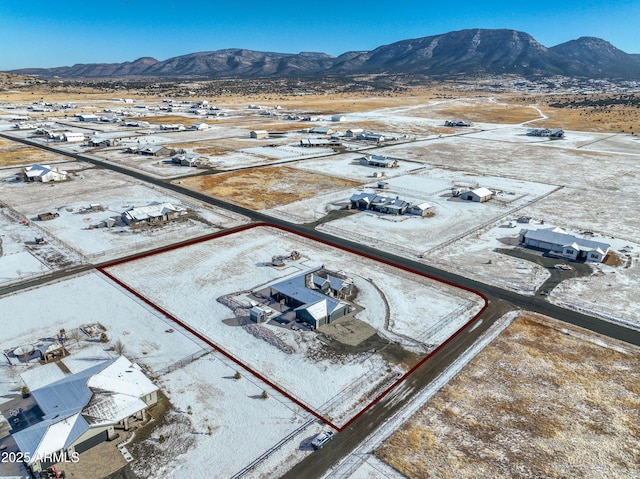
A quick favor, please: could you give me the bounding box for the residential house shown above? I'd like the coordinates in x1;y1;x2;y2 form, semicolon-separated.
519;227;610;262
360;155;398;168
444;120;471;127
13;356;158;474
121;202;184;226
160;124;185;131
350;193;409;215
267;269;350;329
23;164;68;183
171;153;199;167
130;145;176;156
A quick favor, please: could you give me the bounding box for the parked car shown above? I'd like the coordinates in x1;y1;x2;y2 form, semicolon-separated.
311;430;334;450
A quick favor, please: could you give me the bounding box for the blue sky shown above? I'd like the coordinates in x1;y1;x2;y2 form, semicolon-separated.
0;0;638;70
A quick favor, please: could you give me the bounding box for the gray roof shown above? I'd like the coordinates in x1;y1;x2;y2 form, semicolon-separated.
521;227;610;254
13;356;158;464
270;271;346;314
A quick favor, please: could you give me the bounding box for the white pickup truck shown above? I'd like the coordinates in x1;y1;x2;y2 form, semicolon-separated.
311;430;334;450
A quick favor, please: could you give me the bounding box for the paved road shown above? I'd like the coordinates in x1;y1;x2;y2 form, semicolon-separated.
3;132;639;479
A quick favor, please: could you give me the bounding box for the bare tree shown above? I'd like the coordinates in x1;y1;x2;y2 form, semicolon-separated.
112;338;126;355
67;328;84;347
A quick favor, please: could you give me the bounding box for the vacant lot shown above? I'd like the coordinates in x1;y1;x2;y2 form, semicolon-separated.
376;312;640;479
0;137;73;167
176;166;361;209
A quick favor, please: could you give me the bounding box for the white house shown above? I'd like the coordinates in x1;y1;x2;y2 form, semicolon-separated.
461;187;492;203
121;202;185;226
22;164;68;183
331;114;347;122
519;227;610;263
13;356;158;473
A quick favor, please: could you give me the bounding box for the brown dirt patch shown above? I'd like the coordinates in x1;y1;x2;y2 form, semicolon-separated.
0;138;74;167
175;166;360;209
431;101;541;124
376;312;640;479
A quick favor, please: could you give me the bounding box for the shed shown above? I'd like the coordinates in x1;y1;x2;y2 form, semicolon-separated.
250;130;269;139
331;115;347;122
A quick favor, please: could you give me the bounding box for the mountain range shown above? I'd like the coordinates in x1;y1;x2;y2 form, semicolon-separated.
9;29;640;80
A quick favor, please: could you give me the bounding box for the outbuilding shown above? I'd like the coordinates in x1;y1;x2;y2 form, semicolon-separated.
62;132;85;142
461;187;492;203
407;202;434;216
76;114;99;122
250;130;269;139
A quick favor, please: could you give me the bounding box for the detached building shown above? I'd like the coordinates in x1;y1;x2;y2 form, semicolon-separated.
519;227;610;263
250;130;269;139
460;187;493;203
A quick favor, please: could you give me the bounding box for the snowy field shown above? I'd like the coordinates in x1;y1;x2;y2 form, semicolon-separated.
310;169;556;254
0;271;323;479
133;352;319;479
0;208;77;285
104;226;484;425
0;165;248;262
0;271;205;385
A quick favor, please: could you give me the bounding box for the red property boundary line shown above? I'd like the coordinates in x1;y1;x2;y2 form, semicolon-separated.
96;223;488;432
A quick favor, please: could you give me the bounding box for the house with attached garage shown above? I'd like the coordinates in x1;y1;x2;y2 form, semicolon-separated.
22;164;68;183
266;268;351;329
350;192;409;215
171;153;200;167
518;227;610;262
360;155;398;168
128;144;176;156
12;356;158;474
121;202;185;226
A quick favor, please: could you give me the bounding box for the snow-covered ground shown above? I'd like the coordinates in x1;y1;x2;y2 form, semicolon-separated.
104;226;484;425
0;272;205;379
0;165;248;263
